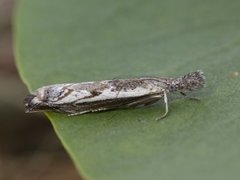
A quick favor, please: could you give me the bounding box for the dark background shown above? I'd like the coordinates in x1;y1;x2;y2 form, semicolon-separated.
0;1;80;179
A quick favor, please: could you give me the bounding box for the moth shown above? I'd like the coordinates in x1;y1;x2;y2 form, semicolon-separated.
24;70;205;119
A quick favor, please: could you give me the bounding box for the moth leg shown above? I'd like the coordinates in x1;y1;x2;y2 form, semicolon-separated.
143;98;161;106
68;107;109;116
126;94;162;108
180;92;186;96
67;110;90;116
90;107;107;112
180;91;200;101
156;90;168;121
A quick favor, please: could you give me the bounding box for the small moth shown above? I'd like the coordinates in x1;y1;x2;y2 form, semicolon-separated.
24;70;205;119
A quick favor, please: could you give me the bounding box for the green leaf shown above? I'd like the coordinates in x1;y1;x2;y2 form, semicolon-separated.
15;0;240;179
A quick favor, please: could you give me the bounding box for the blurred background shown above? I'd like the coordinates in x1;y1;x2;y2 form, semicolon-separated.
0;0;80;179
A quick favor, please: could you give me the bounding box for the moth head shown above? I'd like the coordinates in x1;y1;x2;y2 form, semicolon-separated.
168;70;206;93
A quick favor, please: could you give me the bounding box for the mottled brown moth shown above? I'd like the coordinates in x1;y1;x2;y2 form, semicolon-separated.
24;70;205;119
